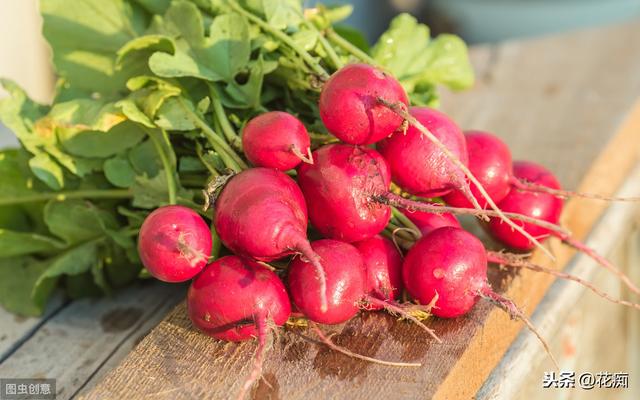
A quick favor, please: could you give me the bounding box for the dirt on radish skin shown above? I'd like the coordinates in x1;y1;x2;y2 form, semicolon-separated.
288;239;366;324
443;131;513;208
242;111;312;170
297;144;392;242
353;235;403;310
137;205;212;283
378;107;469;198
319;63;409;145
187;255;291;341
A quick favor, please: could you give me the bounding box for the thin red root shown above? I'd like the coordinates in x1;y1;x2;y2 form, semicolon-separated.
309;323;421;367
487;251;640;311
377;97;554;261
290;145;314;164
457;179;488;221
294;240;329;313
378;193;571;236
554;232;640;296
479;288;559;370
363;296;442;343
512;178;640;202
236;313;272;400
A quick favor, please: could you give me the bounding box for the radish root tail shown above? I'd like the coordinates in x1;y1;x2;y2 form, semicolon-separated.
377;97;554;261
236;312;273;400
294;240;329;313
487;251;640;311
479;288;559;370
511;178;640;202
377;193;571;237
309;322;421;367
290;145;314;165
554;232;640;296
362;295;442;343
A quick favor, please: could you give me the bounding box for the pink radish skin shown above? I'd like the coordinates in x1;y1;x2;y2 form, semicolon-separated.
242;111;312;170
378;107;469;198
353;235;403;311
401;207;461;236
288;240;365;324
403;227;489;318
213;168;330;311
187;255;291;341
137;205;212;283
488;161;563;250
297;144;392;242
443;131;513;208
319;64;409;145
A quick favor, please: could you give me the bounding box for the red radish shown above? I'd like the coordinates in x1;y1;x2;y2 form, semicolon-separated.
403;226;557;365
401;207;461;236
212;168;329;311
297;144;559;244
443;131;513;208
187;256;291;400
137;205;212;283
377;101;554;259
187;255;291;341
488;161;563;250
297;144;392;242
319;63;408;145
353;235;403;310
242;111;312;170
288;239;365;324
378;107;469;198
489;161;640;295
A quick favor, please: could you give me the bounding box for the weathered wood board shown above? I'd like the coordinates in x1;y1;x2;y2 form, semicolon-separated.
81;21;640;400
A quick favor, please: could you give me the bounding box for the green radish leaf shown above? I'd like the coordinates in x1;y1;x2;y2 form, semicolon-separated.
104;156;137;188
29;153;65;190
128;139;161;178
155;97;197;130
116;35;175;66
262;0;302;30
131;0;171;15
44;200;118;244
149;1;251;81
0;257;54;316
32;239;99;307
222;56;267;109
178;156;206;173
40;0;148;94
131;172;192;208
372;14;474;105
0;230;65;258
65;271;104;299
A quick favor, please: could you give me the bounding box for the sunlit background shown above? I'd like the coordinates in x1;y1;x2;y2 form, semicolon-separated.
2;0;640;146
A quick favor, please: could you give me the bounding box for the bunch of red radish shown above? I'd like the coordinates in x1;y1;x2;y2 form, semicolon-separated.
137;64;639;397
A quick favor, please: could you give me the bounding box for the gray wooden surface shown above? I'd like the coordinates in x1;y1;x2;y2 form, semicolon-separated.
0;283;184;399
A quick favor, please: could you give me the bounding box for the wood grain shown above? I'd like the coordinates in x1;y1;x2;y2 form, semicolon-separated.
81;21;640;400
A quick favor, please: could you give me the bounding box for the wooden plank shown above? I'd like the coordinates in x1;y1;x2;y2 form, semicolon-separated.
0;296;65;361
0;282;184;399
82;21;640;400
478;166;640;399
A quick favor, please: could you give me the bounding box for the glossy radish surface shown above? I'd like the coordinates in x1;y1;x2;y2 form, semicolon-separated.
443;130;513;208
354;235;403;310
138;205;212;283
187;255;291;341
403;227;488;318
297;144;392;242
488;161;563;250
288;239;365;324
401;206;461;236
319;63;408;145
378;107;468;198
242;111;311;170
